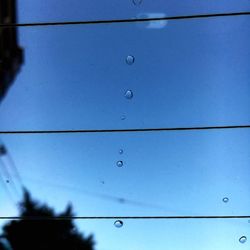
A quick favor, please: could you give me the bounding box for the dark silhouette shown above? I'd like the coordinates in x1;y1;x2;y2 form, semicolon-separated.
0;190;95;250
0;241;7;250
0;0;24;102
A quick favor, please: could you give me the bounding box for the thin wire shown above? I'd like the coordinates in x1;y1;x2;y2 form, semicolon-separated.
0;170;17;207
0;140;24;188
0;215;249;220
0;158;20;198
0;11;250;27
0;125;249;135
5;153;24;187
22;175;187;213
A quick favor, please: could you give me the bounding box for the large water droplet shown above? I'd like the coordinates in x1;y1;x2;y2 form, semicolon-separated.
239;236;247;244
132;0;142;6
116;161;123;167
114;220;123;228
124;90;133;100
222;197;229;203
126;55;135;65
119;149;124;155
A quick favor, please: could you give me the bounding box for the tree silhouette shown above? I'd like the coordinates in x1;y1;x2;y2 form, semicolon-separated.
0;189;95;250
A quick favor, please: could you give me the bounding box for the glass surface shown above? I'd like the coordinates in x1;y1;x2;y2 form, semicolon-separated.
1;0;250;24
0;16;250;131
0;129;249;217
1;4;250;250
0;219;249;250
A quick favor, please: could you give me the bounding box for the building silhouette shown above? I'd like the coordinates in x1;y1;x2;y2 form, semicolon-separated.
0;0;23;102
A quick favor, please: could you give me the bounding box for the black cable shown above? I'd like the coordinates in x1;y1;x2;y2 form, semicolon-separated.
0;125;249;135
0;11;250;27
0;215;249;220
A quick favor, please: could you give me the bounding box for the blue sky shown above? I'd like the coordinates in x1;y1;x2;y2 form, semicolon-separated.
16;0;250;23
0;2;250;249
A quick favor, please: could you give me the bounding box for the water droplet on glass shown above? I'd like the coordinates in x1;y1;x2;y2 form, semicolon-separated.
132;0;142;6
121;115;126;120
6;180;9;183
118;198;125;203
239;236;247;244
114;220;123;228
222;197;229;203
116;161;123;167
119;149;124;155
126;55;135;65
124;90;133;100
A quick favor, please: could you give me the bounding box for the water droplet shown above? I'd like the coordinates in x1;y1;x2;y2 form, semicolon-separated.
119;149;124;155
132;0;142;6
126;55;135;65
121;115;126;120
222;197;229;203
0;145;7;156
114;220;123;228
119;198;125;203
124;90;133;100
239;236;247;244
116;161;123;167
6;180;9;183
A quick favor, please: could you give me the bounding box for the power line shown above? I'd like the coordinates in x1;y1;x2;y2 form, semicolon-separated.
0;124;249;135
4;153;24;187
0;11;250;27
0;142;23;196
0;215;249;220
0;170;18;207
0;158;21;199
22;175;188;213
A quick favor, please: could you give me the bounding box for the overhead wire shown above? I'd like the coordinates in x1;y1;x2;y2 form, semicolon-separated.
0;11;250;27
0;158;20;199
21;175;191;214
0;215;249;220
0;124;249;134
0;171;17;208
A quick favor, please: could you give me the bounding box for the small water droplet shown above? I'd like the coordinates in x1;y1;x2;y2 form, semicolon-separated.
239;236;247;244
119;198;125;203
132;0;142;6
114;220;123;228
6;180;9;183
222;197;229;203
124;90;133;100
116;161;123;167
119;149;124;155
121;115;126;120
126;55;135;65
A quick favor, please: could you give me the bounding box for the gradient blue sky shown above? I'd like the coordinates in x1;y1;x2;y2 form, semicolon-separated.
0;2;250;249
